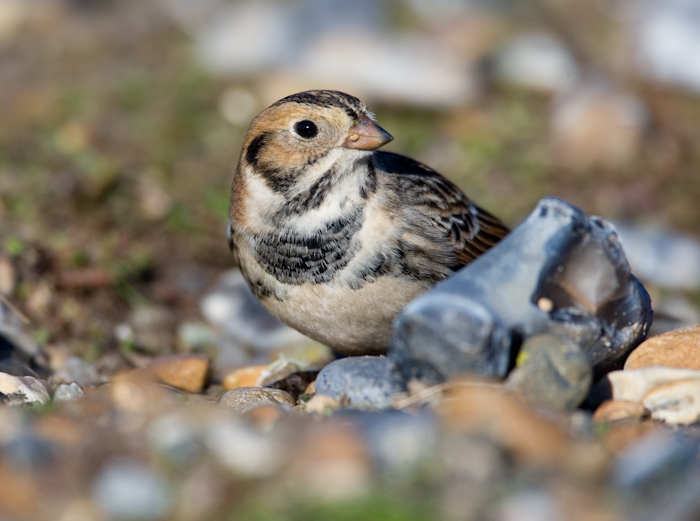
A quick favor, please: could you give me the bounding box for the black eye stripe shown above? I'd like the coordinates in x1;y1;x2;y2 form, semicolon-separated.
294;120;318;139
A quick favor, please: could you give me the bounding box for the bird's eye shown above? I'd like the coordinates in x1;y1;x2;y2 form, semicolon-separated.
294;120;318;139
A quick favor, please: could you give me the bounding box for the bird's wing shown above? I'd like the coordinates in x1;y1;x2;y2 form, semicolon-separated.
375;151;509;265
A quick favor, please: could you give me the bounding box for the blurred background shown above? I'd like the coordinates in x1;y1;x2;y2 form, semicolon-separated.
2;0;700;367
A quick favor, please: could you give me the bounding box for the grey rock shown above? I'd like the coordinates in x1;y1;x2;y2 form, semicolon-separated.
629;465;700;521
358;411;438;473
646;295;700;336
296;33;480;108
177;322;218;350
492;489;563;521
148;411;201;464
203;417;283;478
390;197;652;384
51;356;102;386
506;334;592;412
629;0;700;95
615;223;700;291
191;0;296;76
3;433;54;469
613;429;699;490
549;80;647;169
53;382;85;403
219;387;296;412
315;356;405;411
176;0;384;78
128;305;176;354
442;435;508;519
92;459;171;520
493;32;579;93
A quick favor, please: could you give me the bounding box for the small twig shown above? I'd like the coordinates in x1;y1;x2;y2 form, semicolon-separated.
395;379;502;410
0;293;31;324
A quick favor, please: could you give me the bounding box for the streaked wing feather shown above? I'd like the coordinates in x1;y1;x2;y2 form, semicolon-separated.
376;151;509;265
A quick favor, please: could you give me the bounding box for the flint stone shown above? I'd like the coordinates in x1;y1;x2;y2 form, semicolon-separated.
315;356;405;411
390;197;652;384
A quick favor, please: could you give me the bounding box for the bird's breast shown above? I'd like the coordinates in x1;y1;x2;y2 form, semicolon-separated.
250;205;365;285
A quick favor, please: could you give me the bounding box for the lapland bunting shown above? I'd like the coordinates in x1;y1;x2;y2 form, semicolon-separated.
228;90;508;355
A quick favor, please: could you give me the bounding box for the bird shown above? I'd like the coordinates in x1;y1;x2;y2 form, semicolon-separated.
228;90;509;356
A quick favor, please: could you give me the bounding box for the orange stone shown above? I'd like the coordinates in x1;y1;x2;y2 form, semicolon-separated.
223;365;267;390
625;323;700;370
304;380;316;395
148;353;211;393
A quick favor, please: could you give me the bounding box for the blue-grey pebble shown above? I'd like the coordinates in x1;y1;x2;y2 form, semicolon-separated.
315;356;405;410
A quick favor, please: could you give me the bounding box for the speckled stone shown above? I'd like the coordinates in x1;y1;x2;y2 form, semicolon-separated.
625;323;700;370
218;387;296;412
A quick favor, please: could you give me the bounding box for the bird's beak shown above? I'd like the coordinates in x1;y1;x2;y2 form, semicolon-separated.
344;115;394;150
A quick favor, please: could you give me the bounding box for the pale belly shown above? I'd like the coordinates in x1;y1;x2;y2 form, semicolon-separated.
261;275;431;355
236;243;431;355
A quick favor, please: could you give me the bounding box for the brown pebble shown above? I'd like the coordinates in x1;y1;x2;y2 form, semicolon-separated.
625;323;700;370
110;369;178;413
148;353;211;393
219;387;296;412
223;365;267;390
593;400;649;423
304;381;316;395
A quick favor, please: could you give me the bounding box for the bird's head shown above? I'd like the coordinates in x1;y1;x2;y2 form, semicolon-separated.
239;90;393;194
